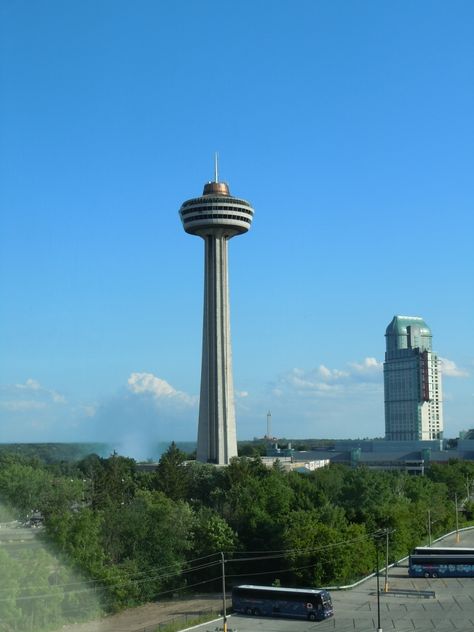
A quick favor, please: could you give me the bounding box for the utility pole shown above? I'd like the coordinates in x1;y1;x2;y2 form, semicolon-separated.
384;529;390;593
428;508;432;546
455;494;460;543
221;552;227;632
375;538;382;632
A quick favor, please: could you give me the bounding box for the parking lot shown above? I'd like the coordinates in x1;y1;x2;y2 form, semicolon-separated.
193;529;474;632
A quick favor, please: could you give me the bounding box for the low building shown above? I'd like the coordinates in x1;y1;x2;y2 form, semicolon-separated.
260;455;330;473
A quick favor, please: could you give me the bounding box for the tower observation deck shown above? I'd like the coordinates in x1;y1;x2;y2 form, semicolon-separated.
179;174;254;464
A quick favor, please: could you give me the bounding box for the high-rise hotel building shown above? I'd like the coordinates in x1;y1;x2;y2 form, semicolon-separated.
384;316;443;441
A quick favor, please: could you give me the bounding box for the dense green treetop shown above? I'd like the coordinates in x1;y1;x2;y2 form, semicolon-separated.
0;448;473;624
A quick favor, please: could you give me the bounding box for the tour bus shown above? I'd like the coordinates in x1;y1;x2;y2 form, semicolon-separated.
409;549;474;578
232;584;333;621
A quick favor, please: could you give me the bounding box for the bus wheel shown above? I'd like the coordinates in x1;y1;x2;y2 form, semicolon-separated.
246;608;253;615
253;608;261;616
308;612;317;621
432;572;438;578
424;572;430;578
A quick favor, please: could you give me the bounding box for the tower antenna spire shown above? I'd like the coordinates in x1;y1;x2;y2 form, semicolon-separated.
214;152;219;183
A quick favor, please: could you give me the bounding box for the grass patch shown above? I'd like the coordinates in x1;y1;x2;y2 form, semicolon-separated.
154;610;222;632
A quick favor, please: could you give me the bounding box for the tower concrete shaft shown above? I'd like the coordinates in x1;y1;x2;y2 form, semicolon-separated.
198;232;236;463
179;178;254;465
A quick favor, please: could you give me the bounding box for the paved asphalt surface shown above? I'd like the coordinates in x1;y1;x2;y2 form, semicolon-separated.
192;529;474;632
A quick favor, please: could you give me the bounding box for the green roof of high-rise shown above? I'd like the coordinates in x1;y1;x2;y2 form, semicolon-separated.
385;315;433;354
385;315;431;337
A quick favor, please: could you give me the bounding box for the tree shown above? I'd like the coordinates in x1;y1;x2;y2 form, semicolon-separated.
282;510;373;586
101;490;195;605
237;443;266;457
0;462;82;519
338;467;394;531
46;508;106;574
153;442;189;501
90;453;137;509
186;462;224;507
192;507;237;556
427;461;474;501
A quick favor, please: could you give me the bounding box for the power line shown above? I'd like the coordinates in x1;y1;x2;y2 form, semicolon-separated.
227;532;374;560
0;532;375;596
227;559;333;580
0;527;382;602
0;575;222;604
0;551;221;594
0;559;221;595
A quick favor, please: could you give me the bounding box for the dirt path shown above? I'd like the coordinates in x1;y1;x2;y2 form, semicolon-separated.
58;595;229;632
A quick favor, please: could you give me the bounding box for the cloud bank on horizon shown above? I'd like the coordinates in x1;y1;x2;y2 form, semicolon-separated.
0;354;470;458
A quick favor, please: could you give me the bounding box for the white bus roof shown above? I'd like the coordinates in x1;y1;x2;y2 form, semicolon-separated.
415;546;474;551
235;584;325;595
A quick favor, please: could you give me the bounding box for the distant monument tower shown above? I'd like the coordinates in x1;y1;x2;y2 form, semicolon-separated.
266;410;272;439
179;158;254;464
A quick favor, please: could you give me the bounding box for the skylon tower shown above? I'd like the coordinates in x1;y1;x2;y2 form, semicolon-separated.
179;163;254;464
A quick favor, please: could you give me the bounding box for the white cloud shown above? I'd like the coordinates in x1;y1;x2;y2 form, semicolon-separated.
0;371;199;453
81;404;97;418
284;369;337;394
15;378;41;391
271;357;384;400
127;372;196;405
237;357;386;441
235;391;249;398
0;400;47;411
317;364;349;380
0;379;83;443
439;357;469;378
349;357;382;373
78;373;200;458
0;379;67;411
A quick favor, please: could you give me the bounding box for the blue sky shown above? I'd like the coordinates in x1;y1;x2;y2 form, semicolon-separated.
1;1;473;457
